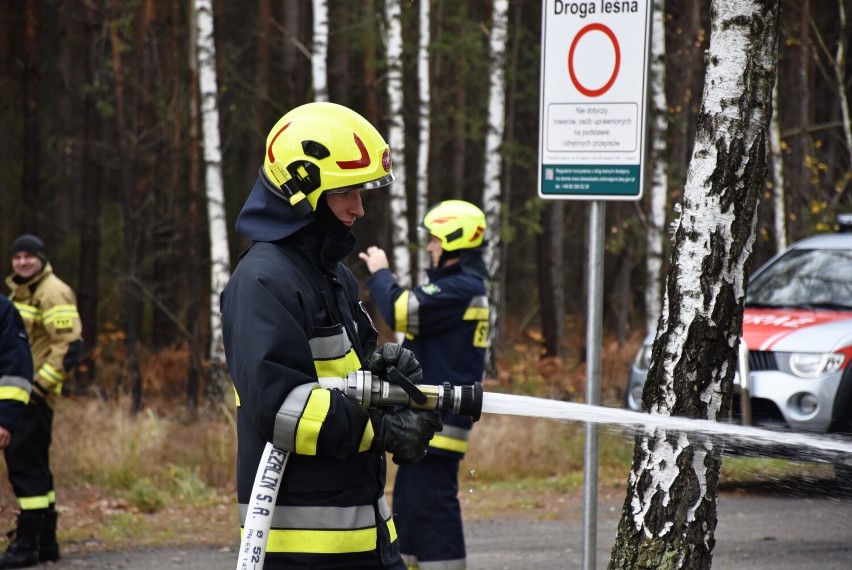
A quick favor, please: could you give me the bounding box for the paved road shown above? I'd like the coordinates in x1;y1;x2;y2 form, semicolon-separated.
49;489;852;569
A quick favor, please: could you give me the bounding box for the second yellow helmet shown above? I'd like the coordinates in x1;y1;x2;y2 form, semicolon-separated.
421;200;487;251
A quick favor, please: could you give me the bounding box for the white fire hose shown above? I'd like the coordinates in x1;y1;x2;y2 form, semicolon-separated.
236;442;289;569
236;373;482;570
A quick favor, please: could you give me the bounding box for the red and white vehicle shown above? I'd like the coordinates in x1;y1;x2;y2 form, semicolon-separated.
627;225;852;439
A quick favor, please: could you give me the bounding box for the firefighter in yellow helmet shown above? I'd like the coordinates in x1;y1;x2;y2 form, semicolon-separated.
221;102;442;569
360;200;489;570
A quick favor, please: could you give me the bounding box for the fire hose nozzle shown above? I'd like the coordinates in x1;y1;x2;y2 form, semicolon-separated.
318;372;483;421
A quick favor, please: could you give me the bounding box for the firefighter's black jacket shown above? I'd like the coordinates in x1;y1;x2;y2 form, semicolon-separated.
365;252;489;459
221;177;398;568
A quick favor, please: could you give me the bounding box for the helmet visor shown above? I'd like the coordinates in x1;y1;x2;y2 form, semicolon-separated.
326;172;395;195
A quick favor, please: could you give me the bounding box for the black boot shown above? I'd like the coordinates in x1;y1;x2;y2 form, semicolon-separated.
0;510;44;569
38;509;59;563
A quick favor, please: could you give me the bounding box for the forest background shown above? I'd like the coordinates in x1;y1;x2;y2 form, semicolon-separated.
1;1;851;412
0;0;850;557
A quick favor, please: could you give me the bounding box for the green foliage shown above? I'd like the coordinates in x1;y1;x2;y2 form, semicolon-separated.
127;477;168;513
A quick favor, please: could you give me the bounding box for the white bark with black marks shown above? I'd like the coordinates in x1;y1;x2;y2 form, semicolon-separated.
609;1;779;568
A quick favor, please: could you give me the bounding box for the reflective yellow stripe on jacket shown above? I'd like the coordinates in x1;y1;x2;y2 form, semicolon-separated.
239;496;397;554
272;326;364;455
12;303;39;324
463;295;490;349
393;290;417;339
42;304;79;330
0;374;31;405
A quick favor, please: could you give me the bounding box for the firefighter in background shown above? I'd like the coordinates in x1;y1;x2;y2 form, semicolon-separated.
3;234;82;568
360;200;489;570
221;102;442;569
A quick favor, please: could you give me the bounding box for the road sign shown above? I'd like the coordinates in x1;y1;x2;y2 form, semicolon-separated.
538;0;652;200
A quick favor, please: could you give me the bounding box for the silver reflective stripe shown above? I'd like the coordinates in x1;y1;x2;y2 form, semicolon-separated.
239;495;392;529
0;375;31;391
437;424;470;442
407;292;421;336
309;329;352;360
468;295;488;309
273;383;317;451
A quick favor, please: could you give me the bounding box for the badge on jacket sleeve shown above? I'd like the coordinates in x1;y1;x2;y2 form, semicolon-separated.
421;283;441;296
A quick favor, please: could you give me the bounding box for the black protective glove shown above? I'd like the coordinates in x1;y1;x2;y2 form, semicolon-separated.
368;343;423;385
370;408;443;465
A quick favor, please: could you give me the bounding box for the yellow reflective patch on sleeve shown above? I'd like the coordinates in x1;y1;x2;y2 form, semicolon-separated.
295;388;331;455
393;291;410;333
359;418;375;452
0;386;30;404
463;307;489;321
429;433;469;454
473;321;489;348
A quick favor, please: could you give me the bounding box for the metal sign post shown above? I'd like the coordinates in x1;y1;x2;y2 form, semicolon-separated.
538;2;652;568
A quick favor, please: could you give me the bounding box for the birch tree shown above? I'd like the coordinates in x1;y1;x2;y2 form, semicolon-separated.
312;0;328;102
385;0;410;286
769;80;786;251
415;0;431;285
193;0;231;404
645;0;669;334
482;0;509;374
609;1;779;568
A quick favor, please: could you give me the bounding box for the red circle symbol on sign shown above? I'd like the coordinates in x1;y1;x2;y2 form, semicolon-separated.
568;23;621;97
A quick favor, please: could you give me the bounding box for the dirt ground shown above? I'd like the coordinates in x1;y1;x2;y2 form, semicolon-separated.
36;478;852;569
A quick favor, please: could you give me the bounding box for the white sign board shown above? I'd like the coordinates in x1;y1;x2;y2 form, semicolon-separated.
538;0;652;200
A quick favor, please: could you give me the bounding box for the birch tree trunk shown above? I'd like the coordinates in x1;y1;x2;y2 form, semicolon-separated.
193;0;231;405
609;1;778;568
186;0;203;410
827;0;851;176
385;0;410;286
645;0;668;334
482;0;509;376
311;0;328;102
415;0;431;285
769;80;786;251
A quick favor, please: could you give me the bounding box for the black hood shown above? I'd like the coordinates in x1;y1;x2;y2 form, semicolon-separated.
235;175;314;242
459;249;489;280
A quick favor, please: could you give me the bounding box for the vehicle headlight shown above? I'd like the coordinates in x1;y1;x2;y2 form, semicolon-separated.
788;352;845;378
633;344;653;371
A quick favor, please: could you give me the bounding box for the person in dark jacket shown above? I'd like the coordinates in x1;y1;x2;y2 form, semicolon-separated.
0;295;33;445
221;101;442;569
0;294;34;567
3;234;81;568
359;200;489;570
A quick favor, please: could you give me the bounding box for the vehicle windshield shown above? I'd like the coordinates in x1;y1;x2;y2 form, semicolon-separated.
746;248;852;310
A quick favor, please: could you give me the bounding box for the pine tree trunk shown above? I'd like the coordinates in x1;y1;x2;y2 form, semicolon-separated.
76;1;104;394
